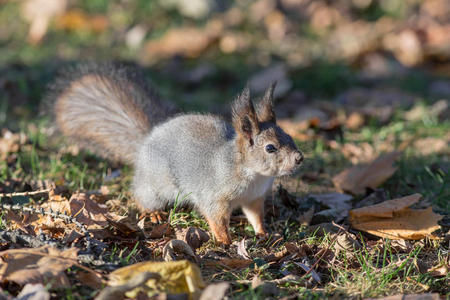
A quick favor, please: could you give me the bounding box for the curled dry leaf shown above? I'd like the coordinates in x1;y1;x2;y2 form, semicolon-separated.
349;194;443;240
163;239;198;263
333;152;400;195
175;227;210;250
16;283;50;300
108;260;205;299
199;282;230;300
0;246;78;288
237;238;251;259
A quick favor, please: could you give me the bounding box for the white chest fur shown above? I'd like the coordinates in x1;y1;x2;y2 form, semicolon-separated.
237;174;274;204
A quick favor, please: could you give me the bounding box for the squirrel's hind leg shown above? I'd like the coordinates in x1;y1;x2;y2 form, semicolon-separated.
242;197;267;237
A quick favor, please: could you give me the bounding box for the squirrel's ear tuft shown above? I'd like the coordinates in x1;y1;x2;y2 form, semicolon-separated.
232;86;260;143
257;82;276;123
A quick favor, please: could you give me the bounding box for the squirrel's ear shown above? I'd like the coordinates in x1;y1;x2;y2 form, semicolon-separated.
257;82;276;123
232;86;260;144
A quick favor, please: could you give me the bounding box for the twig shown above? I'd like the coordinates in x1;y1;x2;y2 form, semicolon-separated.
0;188;51;198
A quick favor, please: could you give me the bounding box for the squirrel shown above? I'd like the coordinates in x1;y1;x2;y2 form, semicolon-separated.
48;63;303;245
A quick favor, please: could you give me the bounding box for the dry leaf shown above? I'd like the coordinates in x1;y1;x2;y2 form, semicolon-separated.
427;264;448;277
16;283;50;300
175;227;209;250
349;194;443;240
237;238;250;259
21;0;67;44
214;258;253;269
333;152;400;195
69;193;109;227
108;260;205;299
0;246;78;288
150;223;172;239
364;294;440;300
163;240;198;263
199;282;229;300
0;129;26;159
77;271;104;290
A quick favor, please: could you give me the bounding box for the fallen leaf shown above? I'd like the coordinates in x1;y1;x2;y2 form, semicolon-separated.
150;223;172;239
364;293;440;300
77;271;103;290
0;129;26;160
69;193;109;227
207;258;253;270
293;262;321;283
199;282;229;300
20;0;67;44
163;240;198;263
96;272;160;300
175;227;209;250
413;137;449;156
0;246;78;288
237;238;251;259
108;260;205;299
427;264;448;277
250;276;279;297
16;283;50;300
332;152;400;195
349;194;443;239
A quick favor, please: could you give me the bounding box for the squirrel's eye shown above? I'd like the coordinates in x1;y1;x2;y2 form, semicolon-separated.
265;144;277;153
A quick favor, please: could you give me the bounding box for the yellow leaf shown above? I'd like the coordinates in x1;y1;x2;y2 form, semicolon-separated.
108;260;205;299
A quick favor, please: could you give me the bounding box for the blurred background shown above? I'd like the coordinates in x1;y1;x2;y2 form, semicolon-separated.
1;0;449;122
0;0;449;201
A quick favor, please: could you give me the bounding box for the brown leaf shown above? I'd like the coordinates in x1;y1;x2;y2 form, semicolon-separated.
106;215;141;237
69;192;108;227
149;223;172;239
349;194;443;240
77;271;103;289
333;152;400;195
163;240;198;263
218;258;253;269
175;227;209;250
263;248;288;262
0;246;78;288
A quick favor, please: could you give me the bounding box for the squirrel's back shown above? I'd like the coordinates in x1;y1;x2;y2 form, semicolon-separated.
47;63;176;164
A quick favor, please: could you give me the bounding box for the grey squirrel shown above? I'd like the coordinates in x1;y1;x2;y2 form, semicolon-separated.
49;63;303;244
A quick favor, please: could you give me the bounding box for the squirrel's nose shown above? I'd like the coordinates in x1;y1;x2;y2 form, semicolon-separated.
294;151;303;165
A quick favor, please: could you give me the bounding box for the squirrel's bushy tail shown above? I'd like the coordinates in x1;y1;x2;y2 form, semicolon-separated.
47;63;176;164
